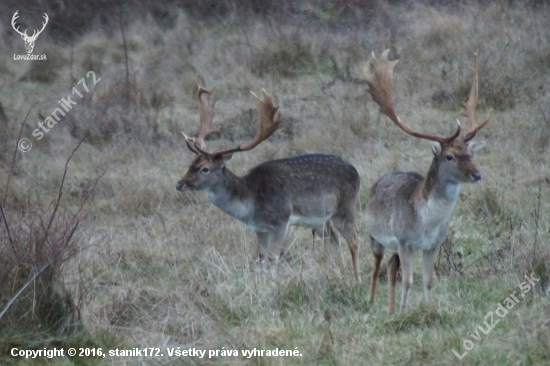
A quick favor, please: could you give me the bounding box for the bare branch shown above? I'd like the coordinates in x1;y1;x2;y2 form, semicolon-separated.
43;136;87;243
0;261;52;321
3;100;41;206
0;203;16;256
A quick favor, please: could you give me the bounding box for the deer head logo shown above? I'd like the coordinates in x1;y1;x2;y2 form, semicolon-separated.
11;11;49;54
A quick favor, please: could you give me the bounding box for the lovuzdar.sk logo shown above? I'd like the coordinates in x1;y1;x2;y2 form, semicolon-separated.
12;10;48;60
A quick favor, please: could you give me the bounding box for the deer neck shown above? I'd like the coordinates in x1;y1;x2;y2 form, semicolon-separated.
204;167;254;222
421;158;461;200
416;158;461;226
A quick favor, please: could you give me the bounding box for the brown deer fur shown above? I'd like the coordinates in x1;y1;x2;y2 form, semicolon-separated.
177;83;361;281
364;49;492;312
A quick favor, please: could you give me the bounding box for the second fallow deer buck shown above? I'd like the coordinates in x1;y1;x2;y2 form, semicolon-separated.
364;49;492;313
176;81;360;281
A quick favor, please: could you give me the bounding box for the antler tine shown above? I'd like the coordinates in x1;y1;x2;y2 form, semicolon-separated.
365;49;461;144
213;89;282;157
194;79;218;149
181;131;200;155
36;13;48;36
11;11;27;37
461;48;493;142
242;89;282;150
27;13;48;39
364;49;400;124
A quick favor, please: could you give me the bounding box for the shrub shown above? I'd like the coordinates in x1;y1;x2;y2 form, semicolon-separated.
0;134;100;337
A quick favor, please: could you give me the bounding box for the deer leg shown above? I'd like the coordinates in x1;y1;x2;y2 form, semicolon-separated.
387;252;400;314
256;232;269;266
369;237;384;307
320;221;339;262
267;223;289;261
422;244;440;303
279;226;296;261
332;216;360;282
397;243;414;312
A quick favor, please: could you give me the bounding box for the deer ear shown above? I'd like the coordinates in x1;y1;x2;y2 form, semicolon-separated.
430;141;442;156
218;154;233;163
467;140;486;153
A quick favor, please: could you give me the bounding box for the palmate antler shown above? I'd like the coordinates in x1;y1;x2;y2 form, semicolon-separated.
364;49;491;145
183;77;282;158
182;76;218;153
195;86;218;149
461;49;493;142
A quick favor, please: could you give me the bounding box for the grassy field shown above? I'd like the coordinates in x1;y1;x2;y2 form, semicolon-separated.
1;1;549;365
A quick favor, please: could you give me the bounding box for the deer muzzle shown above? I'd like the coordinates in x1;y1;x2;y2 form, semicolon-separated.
177;178;196;191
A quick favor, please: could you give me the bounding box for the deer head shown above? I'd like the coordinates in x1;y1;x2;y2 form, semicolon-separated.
177;78;282;192
364;49;493;183
12;11;49;54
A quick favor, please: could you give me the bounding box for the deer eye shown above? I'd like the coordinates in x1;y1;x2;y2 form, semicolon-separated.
446;154;455;161
201;167;210;173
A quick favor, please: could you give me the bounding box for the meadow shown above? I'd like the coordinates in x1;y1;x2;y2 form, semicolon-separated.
0;1;549;365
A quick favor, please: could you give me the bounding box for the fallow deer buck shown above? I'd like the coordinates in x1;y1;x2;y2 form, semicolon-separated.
176;81;361;281
364;49;492;313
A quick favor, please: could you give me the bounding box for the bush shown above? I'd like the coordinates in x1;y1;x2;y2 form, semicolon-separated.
0;136;100;337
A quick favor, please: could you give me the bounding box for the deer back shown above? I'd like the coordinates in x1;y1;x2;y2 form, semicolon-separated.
239;154;360;229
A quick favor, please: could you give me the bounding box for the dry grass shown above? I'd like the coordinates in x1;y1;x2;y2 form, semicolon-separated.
1;1;550;365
